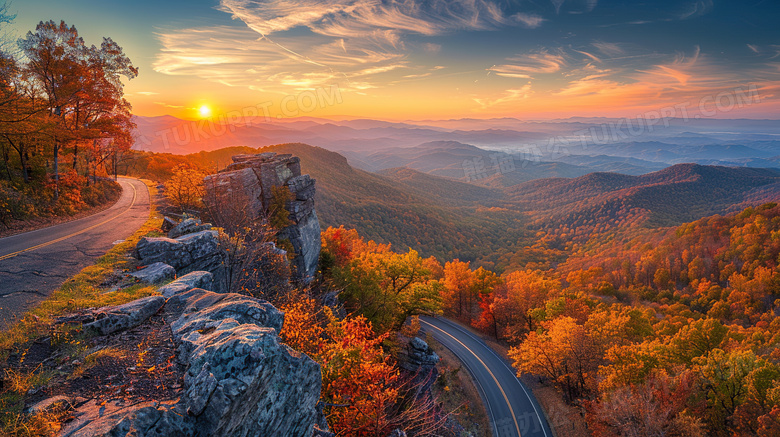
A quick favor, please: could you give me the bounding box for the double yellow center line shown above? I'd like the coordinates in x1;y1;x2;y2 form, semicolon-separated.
0;181;137;262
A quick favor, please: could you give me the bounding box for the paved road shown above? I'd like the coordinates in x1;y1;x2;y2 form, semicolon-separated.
0;177;150;329
420;316;553;437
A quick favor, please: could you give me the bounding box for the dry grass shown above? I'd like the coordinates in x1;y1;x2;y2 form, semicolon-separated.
525;383;589;437
67;347;125;380
0;180;159;354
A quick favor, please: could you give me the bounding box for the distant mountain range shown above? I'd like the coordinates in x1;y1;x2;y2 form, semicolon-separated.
137;142;780;271
132;115;780;187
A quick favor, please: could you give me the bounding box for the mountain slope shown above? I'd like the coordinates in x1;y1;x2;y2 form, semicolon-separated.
125;143;780;271
346;140;595;185
507;164;780;239
257;144;532;269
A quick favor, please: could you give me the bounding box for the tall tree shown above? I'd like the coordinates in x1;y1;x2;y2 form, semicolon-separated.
18;21;136;199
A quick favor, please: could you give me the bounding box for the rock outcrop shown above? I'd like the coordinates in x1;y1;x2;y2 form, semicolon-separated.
62;286;322;436
83;295;167;336
204;152;320;283
129;262;176;284
167;218;213;239
135;229;226;292
77;151;326;435
158;271;213;298
400;337;440;372
167;289;320;436
397;336;440;399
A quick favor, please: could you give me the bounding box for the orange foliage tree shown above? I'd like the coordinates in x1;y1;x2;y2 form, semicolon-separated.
164;164;206;212
321;226;442;333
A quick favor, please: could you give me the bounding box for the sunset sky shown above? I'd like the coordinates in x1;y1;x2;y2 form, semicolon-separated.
8;0;780;120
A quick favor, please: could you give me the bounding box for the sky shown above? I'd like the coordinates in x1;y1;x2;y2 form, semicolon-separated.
6;0;780;120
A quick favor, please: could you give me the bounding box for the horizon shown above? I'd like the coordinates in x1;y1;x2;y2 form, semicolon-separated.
7;0;780;121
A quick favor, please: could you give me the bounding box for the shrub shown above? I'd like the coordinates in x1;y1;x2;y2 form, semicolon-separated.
0;181;34;228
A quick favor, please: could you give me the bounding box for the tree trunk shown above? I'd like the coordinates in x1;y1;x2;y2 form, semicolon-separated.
85;146;91;186
73;142;78;172
1;143;11;181
20;147;28;183
53;142;59;202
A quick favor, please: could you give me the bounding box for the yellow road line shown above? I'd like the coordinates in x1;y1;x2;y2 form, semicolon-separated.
0;180;138;262
422;319;522;437
440;318;550;437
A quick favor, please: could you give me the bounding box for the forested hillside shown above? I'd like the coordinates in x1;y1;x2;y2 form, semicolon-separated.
425;202;780;436
115;141;780;434
123;144;780;274
123;143;533;270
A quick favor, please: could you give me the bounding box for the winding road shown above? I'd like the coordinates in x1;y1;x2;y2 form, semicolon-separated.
420;315;553;437
0;177;150;329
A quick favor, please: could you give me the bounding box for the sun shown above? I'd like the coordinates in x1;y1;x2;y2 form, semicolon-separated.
198;105;211;118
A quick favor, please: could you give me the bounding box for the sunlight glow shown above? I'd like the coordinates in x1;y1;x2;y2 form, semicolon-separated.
199;105;211;118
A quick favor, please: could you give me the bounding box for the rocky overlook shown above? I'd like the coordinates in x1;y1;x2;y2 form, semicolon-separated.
59;272;322;437
203;152;321;283
47;152;330;436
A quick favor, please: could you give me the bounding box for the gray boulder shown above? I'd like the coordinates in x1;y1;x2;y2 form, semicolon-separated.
158;271;213;298
168;218;212;239
397;336;440;396
161;216;177;234
170;289;319;436
129;262;176;284
60;399;192;437
203;167;265;220
83;295;166;336
168;289;284;342
135;230;226;292
25;395;72;415
404;337;440;370
135;236;192;269
62;289;321;437
180;322;319;436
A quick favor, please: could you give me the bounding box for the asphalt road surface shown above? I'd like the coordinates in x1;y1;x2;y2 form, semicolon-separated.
0;177;150;329
420;315;553;437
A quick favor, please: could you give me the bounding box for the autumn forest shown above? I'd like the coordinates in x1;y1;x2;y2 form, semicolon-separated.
2;5;780;437
0;18;136;229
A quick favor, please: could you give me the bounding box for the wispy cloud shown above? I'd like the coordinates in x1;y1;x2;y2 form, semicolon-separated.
136;91;160;96
551;0;598;14
574;49;601;63
474;84;533;108
154;102;184;109
154;0;523;94
219;0;507;38
635;46;700;87
677;0;713;20
513;13;545;29
548;45;780;114
489;51;567;78
153;25;409;92
592;41;624;57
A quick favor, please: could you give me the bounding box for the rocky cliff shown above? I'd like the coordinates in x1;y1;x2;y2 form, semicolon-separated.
63;209;326;436
60;273;322;437
203;152;321;283
57;163;328;435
